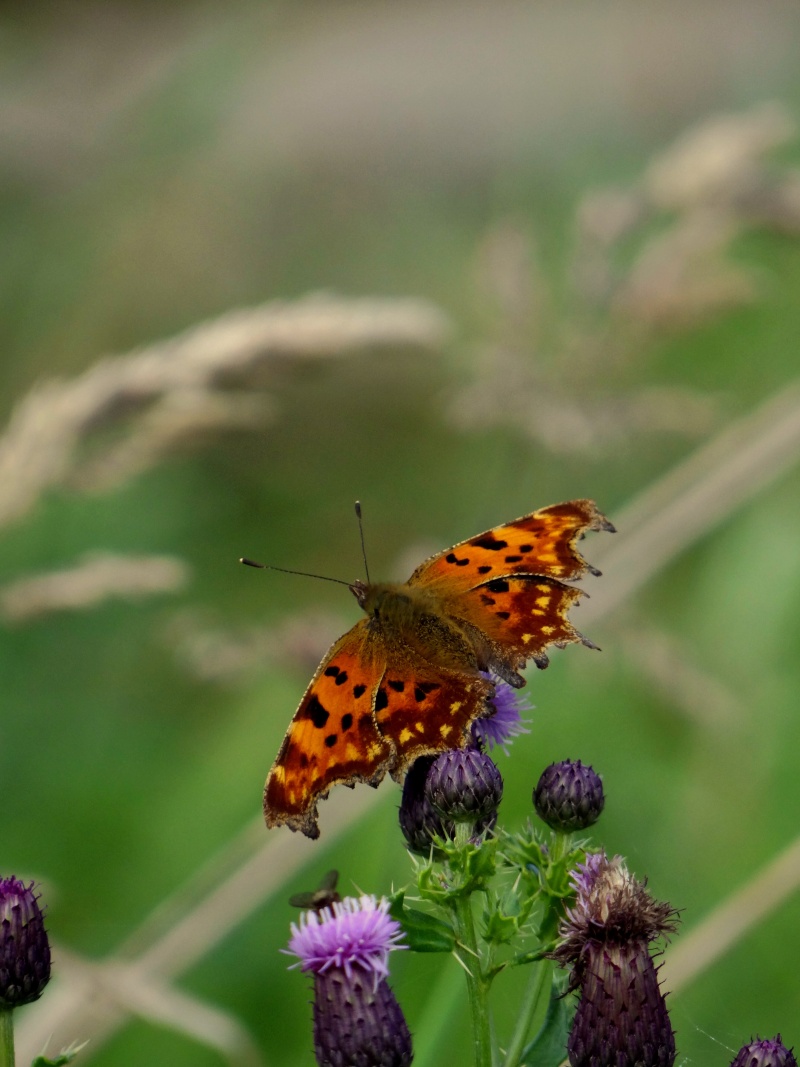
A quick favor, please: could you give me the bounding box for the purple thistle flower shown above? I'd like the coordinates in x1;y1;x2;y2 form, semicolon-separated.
0;876;51;1008
731;1036;798;1067
472;676;531;754
551;852;679;1067
287;896;406;982
286;895;412;1067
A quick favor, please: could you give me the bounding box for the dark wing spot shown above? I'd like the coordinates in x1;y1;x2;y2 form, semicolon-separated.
472;535;508;551
504;555;522;563
324;734;338;748
477;565;492;574
446;552;470;567
519;544;532;553
496;611;510;620
334;671;349;686
487;578;510;594
305;695;330;729
480;594;496;605
324;665;340;677
417;681;440;694
414;686;427;702
353;683;366;699
388;679;405;692
341;713;353;731
375;688;389;712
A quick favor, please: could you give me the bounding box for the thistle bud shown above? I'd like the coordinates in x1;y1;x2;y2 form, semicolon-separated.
399;755;497;854
286;895;411;1067
533;759;605;833
731;1036;798;1067
551;852;679;1067
0;876;52;1008
425;749;503;825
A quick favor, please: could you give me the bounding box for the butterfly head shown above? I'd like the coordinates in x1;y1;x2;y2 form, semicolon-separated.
349;579;370;609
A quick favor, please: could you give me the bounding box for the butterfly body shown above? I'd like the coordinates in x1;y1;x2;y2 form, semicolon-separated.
264;499;614;839
352;579;492;678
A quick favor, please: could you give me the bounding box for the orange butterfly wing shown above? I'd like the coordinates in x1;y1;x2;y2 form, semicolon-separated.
408;498;613;671
409;499;613;588
263;621;393;839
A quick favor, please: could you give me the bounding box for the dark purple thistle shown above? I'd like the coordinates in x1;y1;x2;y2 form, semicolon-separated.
0;876;51;1008
312;968;412;1067
425;749;503;825
399;756;496;854
533;759;605;834
551;853;679;1067
731;1036;798;1067
567;940;675;1067
286;895;412;1067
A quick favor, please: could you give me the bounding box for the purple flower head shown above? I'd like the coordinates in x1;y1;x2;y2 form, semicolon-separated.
286;895;406;982
472;676;532;754
0;876;52;1008
731;1036;798;1067
551;852;680;1067
286;895;413;1067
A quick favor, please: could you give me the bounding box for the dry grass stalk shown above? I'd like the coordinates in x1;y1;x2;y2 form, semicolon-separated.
0;294;451;527
451;102;800;454
661;834;800;995
618;620;746;732
0;553;190;623
35;946;266;1067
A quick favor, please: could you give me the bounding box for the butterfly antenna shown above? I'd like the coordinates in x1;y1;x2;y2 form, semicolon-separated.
354;500;371;584
239;558;351;587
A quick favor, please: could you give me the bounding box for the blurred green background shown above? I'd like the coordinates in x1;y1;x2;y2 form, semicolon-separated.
3;3;800;1064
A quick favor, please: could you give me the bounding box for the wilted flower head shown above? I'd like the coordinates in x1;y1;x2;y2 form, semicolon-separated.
286;895;412;1067
731;1035;798;1067
533;759;605;833
0;876;52;1008
425;748;503;825
472;677;531;754
552;852;679;1067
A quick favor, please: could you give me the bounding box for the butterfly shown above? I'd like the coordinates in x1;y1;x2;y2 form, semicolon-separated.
263;499;614;838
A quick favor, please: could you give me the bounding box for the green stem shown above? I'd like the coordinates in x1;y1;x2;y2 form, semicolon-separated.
0;1008;15;1067
452;892;492;1067
501;959;552;1067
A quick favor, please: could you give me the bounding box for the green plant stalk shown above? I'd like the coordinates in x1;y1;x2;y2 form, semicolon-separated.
452;892;492;1067
0;1008;14;1067
501;958;552;1067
